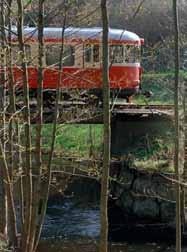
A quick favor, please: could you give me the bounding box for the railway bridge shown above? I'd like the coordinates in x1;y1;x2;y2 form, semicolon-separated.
28;102;173;124
2;102;175;157
4;102;187;230
13;102;174;156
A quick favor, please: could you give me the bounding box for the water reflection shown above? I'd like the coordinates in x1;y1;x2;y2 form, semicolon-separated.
38;199;185;252
41;200;100;239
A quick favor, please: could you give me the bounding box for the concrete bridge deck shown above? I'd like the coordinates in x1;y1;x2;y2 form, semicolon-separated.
2;102;174;124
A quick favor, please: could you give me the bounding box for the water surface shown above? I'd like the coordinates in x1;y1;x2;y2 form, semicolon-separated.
41;200;100;239
37;199;186;252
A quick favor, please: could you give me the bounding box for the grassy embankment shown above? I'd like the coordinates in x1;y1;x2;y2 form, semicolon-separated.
39;124;103;158
0;240;10;252
134;71;187;104
128;72;178;171
40;125;174;172
37;72;178;172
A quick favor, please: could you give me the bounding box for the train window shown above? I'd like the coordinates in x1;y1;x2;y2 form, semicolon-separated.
46;44;75;66
63;45;75;66
134;46;141;62
125;45;141;63
84;44;92;63
110;45;123;63
46;44;60;66
93;44;100;62
12;44;31;65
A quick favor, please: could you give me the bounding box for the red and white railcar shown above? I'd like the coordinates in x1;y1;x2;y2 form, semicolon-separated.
11;27;144;100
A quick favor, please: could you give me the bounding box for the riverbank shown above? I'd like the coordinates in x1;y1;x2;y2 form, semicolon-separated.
37;240;176;252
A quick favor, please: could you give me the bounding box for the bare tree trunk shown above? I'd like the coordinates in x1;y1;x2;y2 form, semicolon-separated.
0;142;17;247
173;0;182;251
7;0;23;240
100;1;110;252
33;13;67;252
7;0;15;179
29;1;44;251
16;0;32;250
0;0;7;237
89;125;94;157
6;0;19;245
184;80;187;214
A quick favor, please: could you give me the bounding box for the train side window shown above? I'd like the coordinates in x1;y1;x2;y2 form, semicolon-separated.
12;44;31;65
46;44;75;66
63;45;75;66
124;46;129;63
134;46;141;62
125;45;141;63
93;44;100;62
110;45;123;63
84;44;92;63
46;44;61;66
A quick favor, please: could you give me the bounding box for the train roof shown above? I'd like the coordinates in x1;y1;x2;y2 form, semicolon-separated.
10;27;143;45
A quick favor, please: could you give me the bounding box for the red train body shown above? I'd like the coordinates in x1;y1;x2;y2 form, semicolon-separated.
11;27;144;99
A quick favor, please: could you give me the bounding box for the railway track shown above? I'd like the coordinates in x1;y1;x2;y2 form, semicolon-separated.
15;100;174;111
112;104;174;110
111;104;174;115
1;102;174;124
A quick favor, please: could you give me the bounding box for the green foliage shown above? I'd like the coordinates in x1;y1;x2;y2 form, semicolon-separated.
37;124;103;157
134;71;187;104
133;159;174;172
31;122;174;172
126;135;174;172
0;240;11;252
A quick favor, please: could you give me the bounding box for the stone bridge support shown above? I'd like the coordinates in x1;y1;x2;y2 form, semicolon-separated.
111;115;173;157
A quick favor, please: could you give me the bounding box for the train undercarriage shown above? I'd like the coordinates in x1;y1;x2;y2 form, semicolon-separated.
15;87;140;106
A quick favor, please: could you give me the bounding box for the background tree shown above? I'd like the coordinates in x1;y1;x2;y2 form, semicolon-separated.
173;0;182;251
0;0;7;238
100;0;110;252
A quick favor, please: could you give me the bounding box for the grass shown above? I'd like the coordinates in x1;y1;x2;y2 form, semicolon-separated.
133;160;174;173
123;135;174;172
31;123;174;173
134;74;174;104
134;70;186;105
0;240;11;252
33;124;103;158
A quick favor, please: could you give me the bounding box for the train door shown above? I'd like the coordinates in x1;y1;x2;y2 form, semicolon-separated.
74;43;84;68
81;43;102;90
83;43;101;69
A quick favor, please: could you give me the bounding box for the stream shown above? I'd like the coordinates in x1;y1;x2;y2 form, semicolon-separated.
36;198;186;252
34;176;187;252
41;200;100;240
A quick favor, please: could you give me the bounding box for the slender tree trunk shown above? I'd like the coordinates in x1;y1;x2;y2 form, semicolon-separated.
0;0;7;237
16;0;32;250
89;125;94;157
7;0;16;180
7;0;23;241
184;78;187;212
100;1;110;252
7;0;16;137
0;142;17;247
29;1;44;251
33;14;67;252
173;0;181;251
6;0;19;245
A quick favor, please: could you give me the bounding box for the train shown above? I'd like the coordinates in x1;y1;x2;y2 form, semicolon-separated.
11;27;144;102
